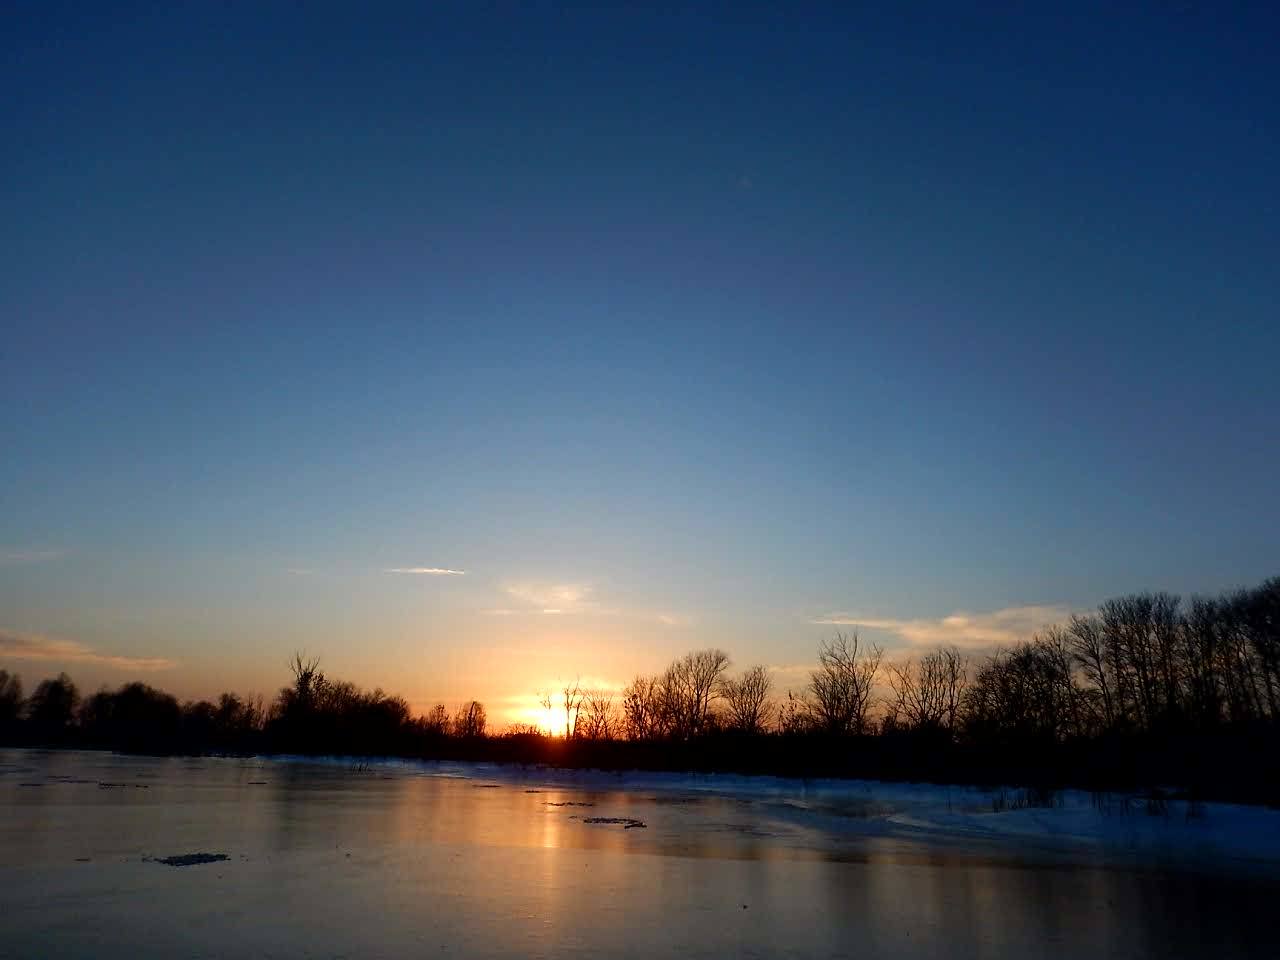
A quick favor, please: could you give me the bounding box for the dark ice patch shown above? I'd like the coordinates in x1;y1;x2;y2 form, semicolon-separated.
155;853;230;867
581;817;647;829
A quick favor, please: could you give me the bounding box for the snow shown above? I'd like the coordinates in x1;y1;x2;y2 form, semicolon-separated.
265;753;1280;871
3;749;1278;959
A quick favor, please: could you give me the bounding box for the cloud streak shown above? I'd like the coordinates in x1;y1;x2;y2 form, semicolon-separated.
768;662;818;678
0;629;177;671
810;604;1072;650
503;582;595;613
490;582;685;625
386;567;466;576
0;548;63;565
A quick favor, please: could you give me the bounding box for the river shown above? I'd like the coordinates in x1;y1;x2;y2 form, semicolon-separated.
1;749;1275;958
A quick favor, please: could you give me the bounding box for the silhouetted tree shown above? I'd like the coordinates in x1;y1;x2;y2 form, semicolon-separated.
561;678;583;739
1184;597;1225;730
1067;613;1114;729
885;647;966;735
537;689;554;733
720;665;773;734
1216;591;1265;724
810;633;882;736
504;722;543;736
26;672;80;741
1239;578;1280;717
962;634;1081;746
1095;593;1187;732
452;700;487;738
663;648;730;739
420;703;450;736
778;689;813;735
181;699;218;749
277;652;325;717
5;575;1278;801
622;674;664;740
78;681;181;752
77;689;111;732
213;692;265;749
0;669;22;732
576;689;616;740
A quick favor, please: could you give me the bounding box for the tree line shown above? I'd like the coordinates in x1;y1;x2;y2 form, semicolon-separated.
0;652;491;757
2;577;1276;802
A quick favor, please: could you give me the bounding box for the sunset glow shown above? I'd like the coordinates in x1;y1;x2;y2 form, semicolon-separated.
5;6;1280;958
1;3;1275;739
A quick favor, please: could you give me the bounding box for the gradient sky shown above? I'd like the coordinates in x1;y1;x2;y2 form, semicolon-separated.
3;3;1278;725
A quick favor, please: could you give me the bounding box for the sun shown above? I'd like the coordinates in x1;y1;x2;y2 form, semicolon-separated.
506;696;560;736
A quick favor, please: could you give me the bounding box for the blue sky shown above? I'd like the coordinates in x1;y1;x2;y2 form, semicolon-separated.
3;3;1278;719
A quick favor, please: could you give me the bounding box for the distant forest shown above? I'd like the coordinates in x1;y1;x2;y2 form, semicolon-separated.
3;577;1277;804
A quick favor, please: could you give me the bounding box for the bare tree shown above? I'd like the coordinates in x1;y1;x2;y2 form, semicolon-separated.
663;649;730;739
622;674;665;740
578;689;617;740
885;646;967;734
561;678;583;739
452;700;487;738
1219;591;1265;723
212;692;265;740
720;665;773;734
1184;596;1224;729
1239;577;1280;718
961;634;1082;744
504;722;542;736
1067;613;1114;728
1096;593;1187;731
1040;625;1086;738
809;632;882;735
284;652;326;716
25;672;80;737
1150;592;1185;720
778;689;813;734
0;670;22;727
537;689;553;734
420;703;450;736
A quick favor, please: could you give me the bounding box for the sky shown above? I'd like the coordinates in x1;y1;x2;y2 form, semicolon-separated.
3;3;1278;726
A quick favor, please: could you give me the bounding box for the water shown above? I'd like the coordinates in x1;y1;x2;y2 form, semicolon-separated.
1;749;1275;958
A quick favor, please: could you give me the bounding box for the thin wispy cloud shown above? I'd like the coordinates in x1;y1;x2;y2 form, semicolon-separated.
503;582;595;614
0;629;176;671
385;567;466;576
765;662;822;695
0;548;64;565
810;604;1073;650
768;662;818;678
492;582;685;625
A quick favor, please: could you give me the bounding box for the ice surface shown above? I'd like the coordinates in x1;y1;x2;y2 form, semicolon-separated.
1;749;1277;959
282;753;1280;870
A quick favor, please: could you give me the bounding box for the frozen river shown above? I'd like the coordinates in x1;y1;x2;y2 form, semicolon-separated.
2;749;1277;958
